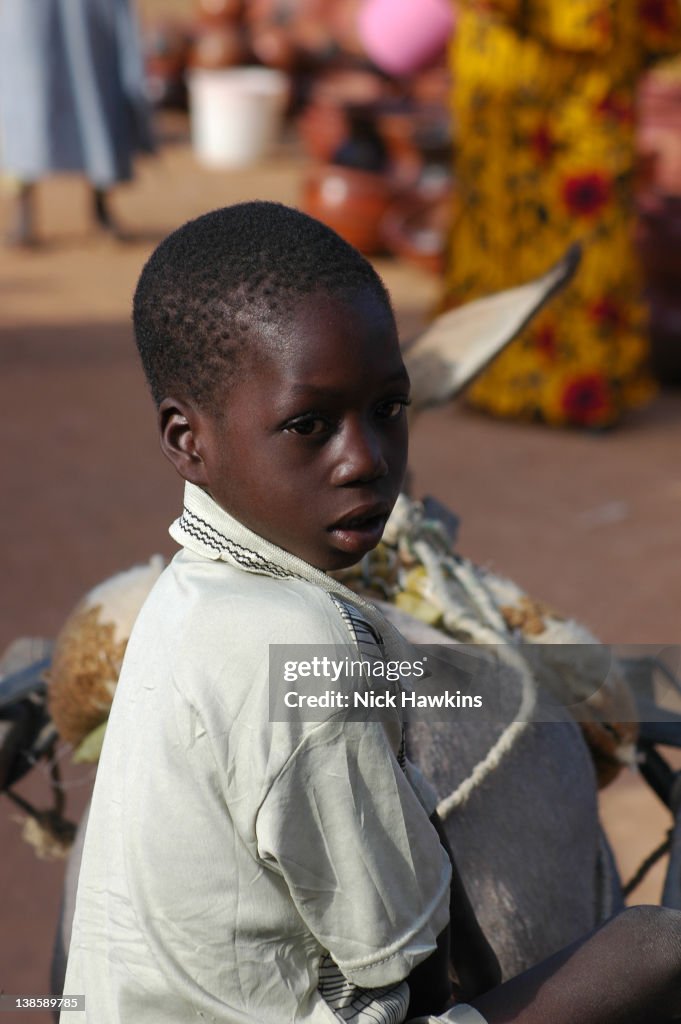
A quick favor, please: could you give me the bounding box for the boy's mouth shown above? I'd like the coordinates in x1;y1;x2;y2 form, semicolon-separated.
327;503;391;555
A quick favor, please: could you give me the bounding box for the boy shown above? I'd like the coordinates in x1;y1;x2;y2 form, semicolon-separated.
61;200;479;1023
63;202;681;1024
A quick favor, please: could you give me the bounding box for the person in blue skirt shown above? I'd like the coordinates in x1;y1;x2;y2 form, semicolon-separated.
0;0;154;245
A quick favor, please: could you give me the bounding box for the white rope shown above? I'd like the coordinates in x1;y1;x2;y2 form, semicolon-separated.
436;675;535;817
411;539;537;818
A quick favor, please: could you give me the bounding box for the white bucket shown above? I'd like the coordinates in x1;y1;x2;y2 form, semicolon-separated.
187;67;289;169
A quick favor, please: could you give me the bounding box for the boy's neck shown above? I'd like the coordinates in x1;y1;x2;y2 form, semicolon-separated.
169;482;412;661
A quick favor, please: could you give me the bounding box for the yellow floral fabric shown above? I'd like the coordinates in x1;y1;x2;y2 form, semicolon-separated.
444;0;681;426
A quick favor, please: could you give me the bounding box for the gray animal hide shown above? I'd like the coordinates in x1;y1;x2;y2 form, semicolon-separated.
377;601;624;979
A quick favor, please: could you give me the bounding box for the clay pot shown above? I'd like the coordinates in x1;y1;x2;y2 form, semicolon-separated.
637;69;681;195
283;0;341;64
244;0;334;64
195;0;243;26
143;19;192;108
381;183;454;274
637;195;681;286
301;164;393;255
648;289;681;384
143;19;192;72
310;68;390;108
296;101;350;162
375;103;424;186
188;24;250;70
636;193;681;383
638;69;681;129
248;23;298;71
376;101;452;187
295;69;391;161
409;66;451;107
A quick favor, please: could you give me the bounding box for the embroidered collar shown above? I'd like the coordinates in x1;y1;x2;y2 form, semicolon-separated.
170;483;308;582
169;483;411;659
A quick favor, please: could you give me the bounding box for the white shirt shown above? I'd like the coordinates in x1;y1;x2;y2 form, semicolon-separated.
62;483;451;1024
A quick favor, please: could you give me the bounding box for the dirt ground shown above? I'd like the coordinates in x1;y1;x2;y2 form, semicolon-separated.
2;93;681;1017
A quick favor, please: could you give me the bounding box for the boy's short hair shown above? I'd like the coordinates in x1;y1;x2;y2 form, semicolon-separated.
132;201;392;412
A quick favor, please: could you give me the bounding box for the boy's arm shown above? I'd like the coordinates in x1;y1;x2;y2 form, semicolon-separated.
256;715;452;1002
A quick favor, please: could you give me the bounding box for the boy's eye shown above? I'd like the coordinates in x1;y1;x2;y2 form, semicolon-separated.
285;416;331;437
376;397;411;420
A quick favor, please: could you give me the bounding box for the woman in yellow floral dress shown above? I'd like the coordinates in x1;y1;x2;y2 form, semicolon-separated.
445;0;681;427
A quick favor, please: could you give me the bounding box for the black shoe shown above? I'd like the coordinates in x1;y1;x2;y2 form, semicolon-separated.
5;183;38;247
92;188;127;240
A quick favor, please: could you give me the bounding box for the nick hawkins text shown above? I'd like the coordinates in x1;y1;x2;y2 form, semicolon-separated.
283;690;483;709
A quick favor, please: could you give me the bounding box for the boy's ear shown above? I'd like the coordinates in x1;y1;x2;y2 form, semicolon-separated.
158;397;209;486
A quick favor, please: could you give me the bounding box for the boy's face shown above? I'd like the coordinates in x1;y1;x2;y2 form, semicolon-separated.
190;286;409;571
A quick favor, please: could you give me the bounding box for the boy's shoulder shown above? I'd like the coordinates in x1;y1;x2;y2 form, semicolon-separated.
113;548;387;775
136;547;359;654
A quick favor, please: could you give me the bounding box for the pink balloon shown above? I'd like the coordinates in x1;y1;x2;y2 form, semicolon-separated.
358;0;455;77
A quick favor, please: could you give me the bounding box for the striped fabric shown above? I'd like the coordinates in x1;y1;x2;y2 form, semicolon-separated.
321;598;411;1024
318;954;409;1024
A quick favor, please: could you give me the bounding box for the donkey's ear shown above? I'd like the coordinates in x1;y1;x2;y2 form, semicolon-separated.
403;243;581;414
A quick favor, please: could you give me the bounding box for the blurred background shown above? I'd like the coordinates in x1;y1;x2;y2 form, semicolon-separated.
1;0;681;1017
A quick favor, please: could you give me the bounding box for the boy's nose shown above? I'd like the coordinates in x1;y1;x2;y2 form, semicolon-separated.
331;420;389;486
